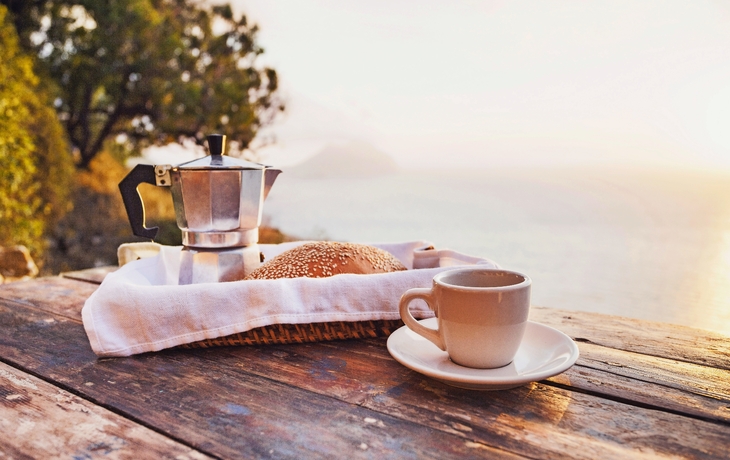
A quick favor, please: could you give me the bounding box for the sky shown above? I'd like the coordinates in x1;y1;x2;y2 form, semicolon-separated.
198;0;730;170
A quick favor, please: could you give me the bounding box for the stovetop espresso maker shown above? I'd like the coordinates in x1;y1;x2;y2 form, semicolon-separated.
119;134;281;284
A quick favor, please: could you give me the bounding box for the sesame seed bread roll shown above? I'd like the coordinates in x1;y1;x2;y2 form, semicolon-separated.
245;242;407;280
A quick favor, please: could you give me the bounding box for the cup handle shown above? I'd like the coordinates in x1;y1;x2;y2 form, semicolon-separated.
399;288;445;351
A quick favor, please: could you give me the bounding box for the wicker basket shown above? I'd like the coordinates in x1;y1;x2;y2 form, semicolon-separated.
181;319;405;348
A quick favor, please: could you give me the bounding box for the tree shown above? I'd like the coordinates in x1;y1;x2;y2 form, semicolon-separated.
2;0;283;169
0;4;73;256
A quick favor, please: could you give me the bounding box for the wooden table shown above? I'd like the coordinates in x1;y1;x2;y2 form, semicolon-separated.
1;269;728;459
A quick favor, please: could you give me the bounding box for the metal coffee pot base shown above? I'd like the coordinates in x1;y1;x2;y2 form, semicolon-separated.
178;245;262;285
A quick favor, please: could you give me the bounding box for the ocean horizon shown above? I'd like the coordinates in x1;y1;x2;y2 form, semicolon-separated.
262;165;730;336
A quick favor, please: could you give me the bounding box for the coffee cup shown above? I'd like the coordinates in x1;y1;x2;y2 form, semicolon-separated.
399;268;531;369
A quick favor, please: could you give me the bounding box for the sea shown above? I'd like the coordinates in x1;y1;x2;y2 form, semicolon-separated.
262;166;730;336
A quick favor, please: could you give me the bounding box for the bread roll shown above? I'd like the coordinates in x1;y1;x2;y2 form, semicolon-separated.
245;242;407;280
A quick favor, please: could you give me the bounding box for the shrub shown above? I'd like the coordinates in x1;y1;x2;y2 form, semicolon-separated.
0;5;73;261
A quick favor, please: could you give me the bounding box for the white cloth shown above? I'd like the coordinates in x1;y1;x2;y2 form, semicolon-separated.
82;241;499;357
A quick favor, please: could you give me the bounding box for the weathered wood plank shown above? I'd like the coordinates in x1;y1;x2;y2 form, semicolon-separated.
359;377;730;460
0;299;517;459
0;361;210;459
226;333;730;426
2;276;729;424
201;341;730;458
550;341;730;423
0;276;94;321
1;297;728;459
530;306;730;371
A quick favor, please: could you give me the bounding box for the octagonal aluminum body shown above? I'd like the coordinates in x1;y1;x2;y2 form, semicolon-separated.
170;168;268;248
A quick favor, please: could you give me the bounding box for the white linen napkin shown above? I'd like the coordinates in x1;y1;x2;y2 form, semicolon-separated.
82;241;499;357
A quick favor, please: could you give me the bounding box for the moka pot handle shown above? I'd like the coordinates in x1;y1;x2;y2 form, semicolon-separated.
118;164;159;240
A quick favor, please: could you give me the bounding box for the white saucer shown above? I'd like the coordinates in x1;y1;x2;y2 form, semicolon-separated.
387;318;579;390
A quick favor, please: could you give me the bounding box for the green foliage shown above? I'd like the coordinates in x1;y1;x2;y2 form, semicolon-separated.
0;4;73;257
3;0;284;169
25;79;75;230
0;1;285;271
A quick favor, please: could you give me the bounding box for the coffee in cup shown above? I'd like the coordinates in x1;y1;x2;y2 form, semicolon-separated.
399;268;531;369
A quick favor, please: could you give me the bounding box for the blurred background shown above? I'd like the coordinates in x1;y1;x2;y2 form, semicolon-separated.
1;1;729;333
237;0;730;171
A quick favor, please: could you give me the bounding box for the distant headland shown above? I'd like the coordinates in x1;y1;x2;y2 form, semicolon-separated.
287;142;400;178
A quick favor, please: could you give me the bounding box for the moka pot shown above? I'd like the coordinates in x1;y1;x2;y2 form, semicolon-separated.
118;134;282;284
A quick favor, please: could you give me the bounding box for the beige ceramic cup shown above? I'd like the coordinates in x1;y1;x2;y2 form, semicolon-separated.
399;268;531;369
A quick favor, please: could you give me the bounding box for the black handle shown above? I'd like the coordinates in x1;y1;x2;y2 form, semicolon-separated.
118;164;159;240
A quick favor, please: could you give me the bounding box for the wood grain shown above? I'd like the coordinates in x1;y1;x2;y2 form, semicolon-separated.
1;291;729;459
530;306;730;370
550;341;730;423
0;361;210;459
0;276;95;321
4;274;729;420
0;298;516;459
212;341;730;459
3;273;730;458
